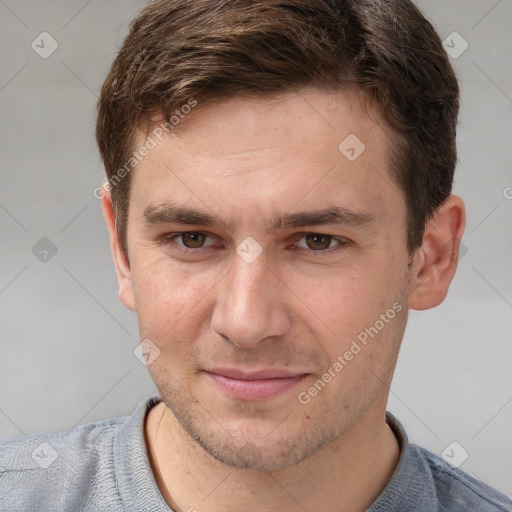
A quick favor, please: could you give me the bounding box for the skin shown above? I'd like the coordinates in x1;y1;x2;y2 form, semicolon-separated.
102;87;465;512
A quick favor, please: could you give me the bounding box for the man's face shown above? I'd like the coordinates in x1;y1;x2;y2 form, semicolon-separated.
122;88;414;470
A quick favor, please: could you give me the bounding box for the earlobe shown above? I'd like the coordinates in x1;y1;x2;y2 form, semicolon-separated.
408;195;466;311
101;186;136;312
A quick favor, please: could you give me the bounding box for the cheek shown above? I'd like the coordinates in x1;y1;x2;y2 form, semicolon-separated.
299;262;407;381
303;266;390;327
131;253;213;339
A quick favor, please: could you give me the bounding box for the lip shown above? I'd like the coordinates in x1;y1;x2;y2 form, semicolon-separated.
204;368;309;401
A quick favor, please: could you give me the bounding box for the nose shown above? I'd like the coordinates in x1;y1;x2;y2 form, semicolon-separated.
210;252;292;348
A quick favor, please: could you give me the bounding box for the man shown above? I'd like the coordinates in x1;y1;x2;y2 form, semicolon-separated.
1;0;511;510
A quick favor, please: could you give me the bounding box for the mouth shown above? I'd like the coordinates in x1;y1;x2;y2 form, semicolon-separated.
203;368;310;401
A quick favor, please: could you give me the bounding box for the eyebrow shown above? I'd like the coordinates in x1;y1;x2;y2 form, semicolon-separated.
142;203;377;234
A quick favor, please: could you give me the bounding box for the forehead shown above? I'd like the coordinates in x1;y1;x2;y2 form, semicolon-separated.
129;88;405;233
143;88;385;161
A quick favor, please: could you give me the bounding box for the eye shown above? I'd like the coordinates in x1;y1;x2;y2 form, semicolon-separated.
294;233;348;252
162;231;216;253
161;231;349;257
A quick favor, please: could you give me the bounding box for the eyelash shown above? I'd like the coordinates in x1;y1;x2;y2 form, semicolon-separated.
160;231;350;257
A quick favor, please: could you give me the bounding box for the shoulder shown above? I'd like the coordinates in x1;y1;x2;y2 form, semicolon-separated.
374;412;512;512
0;414;127;511
410;444;512;511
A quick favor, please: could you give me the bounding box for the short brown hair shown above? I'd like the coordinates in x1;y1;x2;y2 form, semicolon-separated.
96;0;459;255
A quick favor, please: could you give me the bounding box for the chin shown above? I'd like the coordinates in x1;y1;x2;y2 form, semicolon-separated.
156;376;347;471
177;407;337;471
195;433;316;471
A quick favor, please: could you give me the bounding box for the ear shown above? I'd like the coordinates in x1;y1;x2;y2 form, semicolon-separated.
101;185;136;312
408;194;466;311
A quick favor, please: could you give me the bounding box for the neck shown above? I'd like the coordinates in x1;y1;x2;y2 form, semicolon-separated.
145;401;400;512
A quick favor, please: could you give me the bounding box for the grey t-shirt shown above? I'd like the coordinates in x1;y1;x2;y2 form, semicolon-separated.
1;396;511;511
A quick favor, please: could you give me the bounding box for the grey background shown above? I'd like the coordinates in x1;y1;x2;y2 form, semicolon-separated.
0;0;511;498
